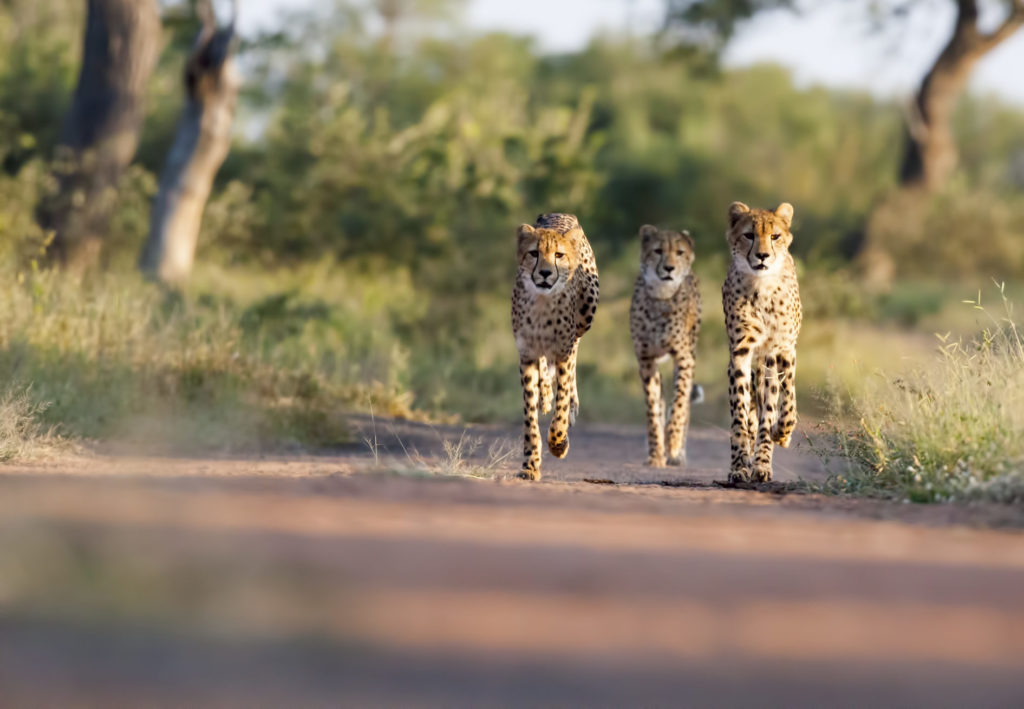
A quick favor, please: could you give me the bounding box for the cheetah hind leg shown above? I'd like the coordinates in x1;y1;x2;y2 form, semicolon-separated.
539;357;554;415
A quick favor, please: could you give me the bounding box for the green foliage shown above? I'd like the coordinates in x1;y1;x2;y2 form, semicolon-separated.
867;186;1024;281
0;0;82;169
663;0;794;54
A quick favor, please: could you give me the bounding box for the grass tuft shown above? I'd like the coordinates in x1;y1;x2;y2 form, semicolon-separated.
0;385;62;461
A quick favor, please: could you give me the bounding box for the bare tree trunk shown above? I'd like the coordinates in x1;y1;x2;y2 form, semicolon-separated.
40;0;161;271
139;0;239;284
900;0;1023;191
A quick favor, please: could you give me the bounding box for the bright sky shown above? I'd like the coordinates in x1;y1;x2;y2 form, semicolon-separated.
240;0;1024;106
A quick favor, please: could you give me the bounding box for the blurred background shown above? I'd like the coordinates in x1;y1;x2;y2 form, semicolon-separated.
1;0;1023;454
2;4;1024;705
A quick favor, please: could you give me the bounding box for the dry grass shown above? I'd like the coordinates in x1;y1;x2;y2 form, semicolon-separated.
822;283;1024;503
0;264;418;457
0;386;65;461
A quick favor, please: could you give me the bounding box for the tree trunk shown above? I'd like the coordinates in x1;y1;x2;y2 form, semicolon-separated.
900;0;1023;191
40;0;161;271
139;1;239;284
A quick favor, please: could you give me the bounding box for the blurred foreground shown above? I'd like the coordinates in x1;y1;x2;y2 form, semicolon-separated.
2;419;1023;707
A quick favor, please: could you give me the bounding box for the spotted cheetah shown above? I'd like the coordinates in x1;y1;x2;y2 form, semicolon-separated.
722;202;802;483
511;213;600;480
629;225;702;468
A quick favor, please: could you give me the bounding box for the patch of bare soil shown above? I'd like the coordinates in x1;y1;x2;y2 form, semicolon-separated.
1;419;1023;707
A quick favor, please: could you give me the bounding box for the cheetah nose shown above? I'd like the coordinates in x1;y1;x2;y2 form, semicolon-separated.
663;265;674;273
755;252;769;260
538;269;552;278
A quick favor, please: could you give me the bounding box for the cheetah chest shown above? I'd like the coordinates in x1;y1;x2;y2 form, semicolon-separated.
631;287;698;360
513;290;579;360
726;279;800;354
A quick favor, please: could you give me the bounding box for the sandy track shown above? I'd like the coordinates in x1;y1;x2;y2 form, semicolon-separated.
1;419;1023;707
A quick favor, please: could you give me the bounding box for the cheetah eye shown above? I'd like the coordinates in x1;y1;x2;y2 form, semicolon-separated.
528;249;539;258
653;248;663;255
555;252;566;259
676;250;684;256
744;232;755;241
772;233;781;241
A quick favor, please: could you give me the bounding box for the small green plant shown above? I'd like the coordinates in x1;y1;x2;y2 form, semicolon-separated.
823;282;1024;503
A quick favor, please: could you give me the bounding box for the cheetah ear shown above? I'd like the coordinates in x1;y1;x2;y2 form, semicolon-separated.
639;224;659;246
516;224;536;257
774;202;794;227
728;202;750;227
680;229;695;251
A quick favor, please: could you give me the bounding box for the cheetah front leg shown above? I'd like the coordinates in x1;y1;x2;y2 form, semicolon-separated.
665;355;695;466
772;350;797;448
727;351;755;482
638;357;665;467
752;356;780;482
518;358;543;480
538;356;554;415
547;356;574;459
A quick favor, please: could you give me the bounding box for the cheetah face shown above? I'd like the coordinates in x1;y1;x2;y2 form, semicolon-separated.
517;225;578;296
726;202;794;277
639;225;694;299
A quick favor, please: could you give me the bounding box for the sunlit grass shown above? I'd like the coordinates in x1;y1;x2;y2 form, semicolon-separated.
0;263;418;454
822;283;1024;503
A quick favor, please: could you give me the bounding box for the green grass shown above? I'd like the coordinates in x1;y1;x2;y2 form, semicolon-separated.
0;262;419;453
820;283;1024;503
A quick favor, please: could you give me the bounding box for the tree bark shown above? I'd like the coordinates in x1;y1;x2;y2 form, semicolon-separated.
40;0;161;271
899;0;1024;191
139;0;239;284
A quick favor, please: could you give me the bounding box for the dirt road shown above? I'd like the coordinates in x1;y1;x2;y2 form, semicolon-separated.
1;420;1023;707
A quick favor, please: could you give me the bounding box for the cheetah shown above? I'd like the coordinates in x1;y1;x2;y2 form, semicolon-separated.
511;213;599;480
629;225;702;468
722;201;802;483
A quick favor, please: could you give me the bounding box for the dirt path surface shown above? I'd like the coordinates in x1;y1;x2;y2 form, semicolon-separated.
2;420;1023;707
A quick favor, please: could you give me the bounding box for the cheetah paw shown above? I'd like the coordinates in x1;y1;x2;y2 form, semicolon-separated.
666;453;686;467
728;468;751;484
516;468;541;481
548;435;570;459
771;423;794;448
752;466;773;483
644;456;666;468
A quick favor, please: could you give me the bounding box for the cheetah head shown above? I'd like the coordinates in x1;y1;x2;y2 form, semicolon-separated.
517;224;579;296
639;225;694;299
727;202;794;277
